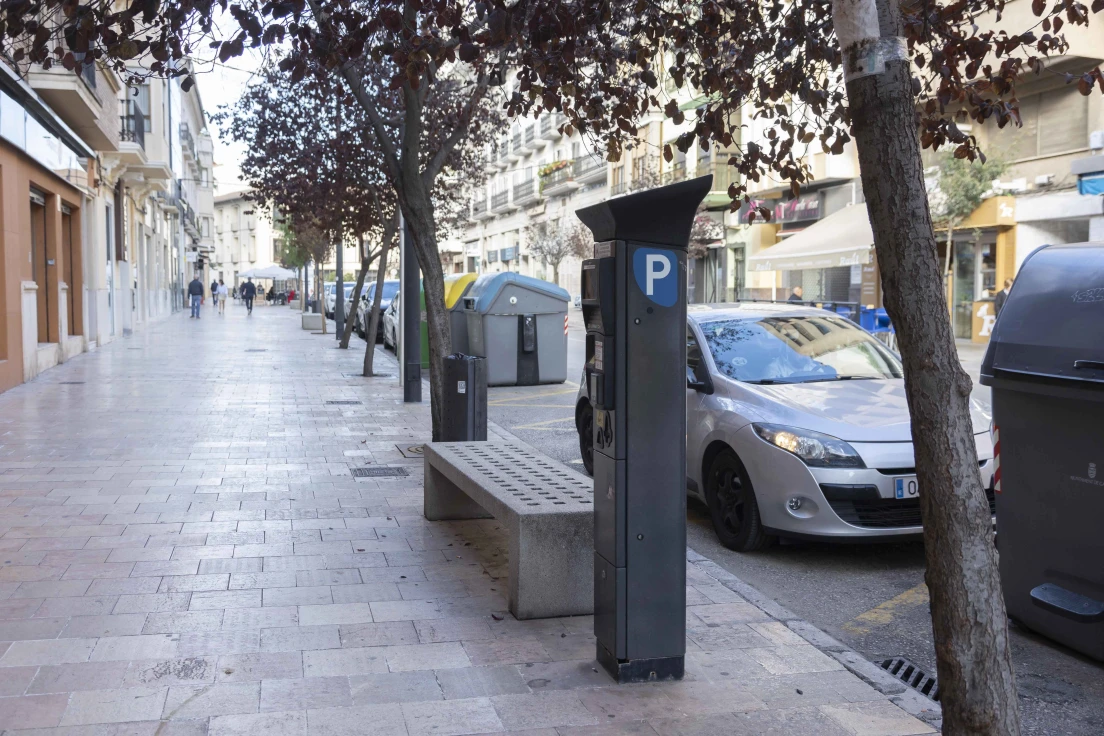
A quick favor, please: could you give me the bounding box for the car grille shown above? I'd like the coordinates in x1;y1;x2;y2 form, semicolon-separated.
824;487;997;530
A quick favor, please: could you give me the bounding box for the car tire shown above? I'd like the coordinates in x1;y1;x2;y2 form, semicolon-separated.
705;449;773;552
577;403;594;477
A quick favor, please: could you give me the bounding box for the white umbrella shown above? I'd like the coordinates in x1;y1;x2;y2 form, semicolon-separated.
250;265;296;280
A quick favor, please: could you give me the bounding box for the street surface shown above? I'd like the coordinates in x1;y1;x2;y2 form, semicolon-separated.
472;309;1103;736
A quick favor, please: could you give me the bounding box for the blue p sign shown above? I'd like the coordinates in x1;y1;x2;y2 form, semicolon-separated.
633;247;677;307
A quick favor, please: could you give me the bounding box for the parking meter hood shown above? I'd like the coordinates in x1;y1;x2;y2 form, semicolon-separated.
575;175;713;247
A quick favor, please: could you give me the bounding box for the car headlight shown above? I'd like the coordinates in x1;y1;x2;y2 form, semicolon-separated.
752;423;865;468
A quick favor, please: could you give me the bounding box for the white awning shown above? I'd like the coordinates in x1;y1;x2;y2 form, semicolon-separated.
240;265;296;279
747;203;874;272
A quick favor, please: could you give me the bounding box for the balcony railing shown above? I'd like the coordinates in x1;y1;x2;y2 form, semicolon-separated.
498;138;509;162
524;125;535;145
610;181;628;197
709;162;734;193
544;165;573;190
472;198;487;217
511;131;522;150
573;153;607;181
119;101;146;150
491;190;510;210
664;160;686;184
513;178;538;203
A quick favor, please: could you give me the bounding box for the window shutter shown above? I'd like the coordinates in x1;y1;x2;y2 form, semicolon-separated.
1038;86;1088;156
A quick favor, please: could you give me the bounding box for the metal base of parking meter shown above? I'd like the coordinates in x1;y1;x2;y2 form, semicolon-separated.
401;216;422;403
577;176;712;684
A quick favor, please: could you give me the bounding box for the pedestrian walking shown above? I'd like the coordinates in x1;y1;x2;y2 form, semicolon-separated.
188;275;204;318
241;277;257;315
210;279;219;309
787;286;804;303
217;279;228;315
994;277;1013;316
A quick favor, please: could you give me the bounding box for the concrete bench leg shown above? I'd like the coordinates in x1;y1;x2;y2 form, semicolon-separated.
508;513;593;620
424;463;493;521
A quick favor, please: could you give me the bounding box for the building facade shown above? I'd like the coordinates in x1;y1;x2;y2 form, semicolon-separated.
212;191;280;286
0;55;215;395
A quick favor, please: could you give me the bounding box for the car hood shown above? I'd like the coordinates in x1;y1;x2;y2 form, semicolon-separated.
724;378;989;443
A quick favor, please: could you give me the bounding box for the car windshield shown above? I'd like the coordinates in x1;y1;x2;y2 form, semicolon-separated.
381;283;399;299
698;314;903;384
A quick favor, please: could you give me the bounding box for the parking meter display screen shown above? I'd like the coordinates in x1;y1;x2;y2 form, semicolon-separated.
582;264;598;302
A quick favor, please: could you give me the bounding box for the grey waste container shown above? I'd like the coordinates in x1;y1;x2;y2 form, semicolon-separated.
980;241;1104;661
442;354;487;442
463;272;570;386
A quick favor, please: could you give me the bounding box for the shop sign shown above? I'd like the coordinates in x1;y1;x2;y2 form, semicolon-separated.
774;193;821;223
487;250;498;263
500;246;517;262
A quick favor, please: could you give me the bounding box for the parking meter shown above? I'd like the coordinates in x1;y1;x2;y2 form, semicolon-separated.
577;176;712;683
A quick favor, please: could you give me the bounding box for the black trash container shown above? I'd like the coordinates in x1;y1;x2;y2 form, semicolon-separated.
441;354;487;442
980;242;1104;661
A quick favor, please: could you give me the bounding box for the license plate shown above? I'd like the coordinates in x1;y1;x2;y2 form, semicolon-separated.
895;476;919;499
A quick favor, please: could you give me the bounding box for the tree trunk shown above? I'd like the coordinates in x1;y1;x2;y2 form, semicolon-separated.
552;263;559;285
833;0;1021;732
364;222;397;377
340;250;370;349
401;183;450;441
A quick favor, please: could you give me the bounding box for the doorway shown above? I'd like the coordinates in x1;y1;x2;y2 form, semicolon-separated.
30;190;49;344
61;204;77;336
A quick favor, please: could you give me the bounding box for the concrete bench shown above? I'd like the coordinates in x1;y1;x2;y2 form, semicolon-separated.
424;442;593;619
302;313;324;330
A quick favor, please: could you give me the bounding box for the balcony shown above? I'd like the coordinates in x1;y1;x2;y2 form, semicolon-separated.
507;133;522;162
523;124;536;149
490;190;516;213
472;198;492;220
703;163;737;208
496;138;511;168
540;113;565;140
513;178;540;207
26;62;119;151
541;163;579;197
610;181;629;197
180;123;196;158
573;153;608;185
663;160;687;184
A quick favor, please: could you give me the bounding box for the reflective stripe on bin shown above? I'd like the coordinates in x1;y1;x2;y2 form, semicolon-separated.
564;314;569;336
993;425;1001;494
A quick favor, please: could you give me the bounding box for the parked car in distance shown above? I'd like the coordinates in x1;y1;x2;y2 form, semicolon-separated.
324;283;354;319
575;303;996;551
356;280;400;341
382;291;400;351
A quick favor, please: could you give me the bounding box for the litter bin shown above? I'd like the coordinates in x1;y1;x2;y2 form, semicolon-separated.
463;273;570;386
444;274;478;354
980;242;1104;661
442;354;487;441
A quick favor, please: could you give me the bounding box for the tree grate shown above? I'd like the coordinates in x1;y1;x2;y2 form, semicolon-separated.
326;400;362;405
879;657;940;701
351;467;409;478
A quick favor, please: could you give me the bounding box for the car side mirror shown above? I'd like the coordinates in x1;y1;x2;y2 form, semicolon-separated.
686;365;714;394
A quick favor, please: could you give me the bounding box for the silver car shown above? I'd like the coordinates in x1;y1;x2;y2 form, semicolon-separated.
575;303;995;551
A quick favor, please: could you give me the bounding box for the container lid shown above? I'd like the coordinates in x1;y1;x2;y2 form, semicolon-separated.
444;273;478;309
463;273;569;312
981;242;1104;386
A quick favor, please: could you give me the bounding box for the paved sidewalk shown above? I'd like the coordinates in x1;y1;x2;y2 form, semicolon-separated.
1;306;937;735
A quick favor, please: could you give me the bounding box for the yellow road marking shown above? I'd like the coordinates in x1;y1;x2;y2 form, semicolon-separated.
489;387;578;405
511;415;577;430
841;583;929;635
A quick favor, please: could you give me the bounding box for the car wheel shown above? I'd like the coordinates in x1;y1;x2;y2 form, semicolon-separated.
706;449;773;552
577;403;594;477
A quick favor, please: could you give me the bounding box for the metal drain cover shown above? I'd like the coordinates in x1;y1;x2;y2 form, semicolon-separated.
879;657;940;701
245;349;267;353
352;467;409;478
397;444;424;458
327;400;362;405
59;381;85;385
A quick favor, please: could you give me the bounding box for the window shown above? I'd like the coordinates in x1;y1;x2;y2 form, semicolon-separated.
1003;85;1088;160
129;84;152;132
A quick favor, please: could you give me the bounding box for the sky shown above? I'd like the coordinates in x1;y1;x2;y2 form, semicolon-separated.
194;54;263;196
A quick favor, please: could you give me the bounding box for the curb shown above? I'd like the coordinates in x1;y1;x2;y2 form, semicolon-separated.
689;553;944;730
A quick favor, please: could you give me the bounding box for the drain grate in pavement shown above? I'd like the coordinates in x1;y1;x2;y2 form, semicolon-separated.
879;657;940;701
351;467;409;478
59;381;85;385
326;400;362;405
245;349;267;353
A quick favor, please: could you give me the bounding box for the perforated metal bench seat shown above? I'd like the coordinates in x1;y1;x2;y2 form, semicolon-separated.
423;442;593;619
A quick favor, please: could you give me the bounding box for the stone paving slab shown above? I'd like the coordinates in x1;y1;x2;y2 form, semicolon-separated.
0;307;937;735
